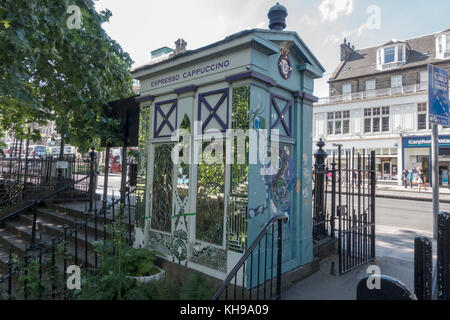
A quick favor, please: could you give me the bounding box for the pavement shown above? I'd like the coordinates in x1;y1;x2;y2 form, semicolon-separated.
283;225;436;300
283;195;441;300
375;182;450;203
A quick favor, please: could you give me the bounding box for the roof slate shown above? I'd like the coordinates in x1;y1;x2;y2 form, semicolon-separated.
330;30;449;82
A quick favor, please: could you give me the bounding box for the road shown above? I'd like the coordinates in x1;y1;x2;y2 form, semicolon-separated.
376;197;450;234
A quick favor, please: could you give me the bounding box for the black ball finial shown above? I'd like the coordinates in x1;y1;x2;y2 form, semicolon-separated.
268;2;288;31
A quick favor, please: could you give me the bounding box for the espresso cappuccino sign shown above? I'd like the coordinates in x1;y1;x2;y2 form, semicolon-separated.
150;59;231;88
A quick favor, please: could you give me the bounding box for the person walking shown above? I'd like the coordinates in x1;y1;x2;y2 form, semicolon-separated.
408;170;414;189
402;169;408;188
418;169;426;192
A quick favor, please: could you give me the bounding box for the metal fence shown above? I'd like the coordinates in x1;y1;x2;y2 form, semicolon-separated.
212;215;288;300
312;139;376;275
0;155;94;213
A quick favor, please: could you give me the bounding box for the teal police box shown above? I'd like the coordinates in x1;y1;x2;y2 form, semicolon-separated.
132;3;324;283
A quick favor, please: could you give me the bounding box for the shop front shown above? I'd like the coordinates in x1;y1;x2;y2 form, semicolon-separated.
402;135;450;186
323;138;399;181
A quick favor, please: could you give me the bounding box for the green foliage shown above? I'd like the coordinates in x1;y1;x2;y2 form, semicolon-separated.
124;248;160;277
179;272;214;300
0;0;133;150
75;212;213;300
16;244;66;300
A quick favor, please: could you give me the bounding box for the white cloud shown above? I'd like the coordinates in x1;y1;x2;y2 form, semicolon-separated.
318;0;354;22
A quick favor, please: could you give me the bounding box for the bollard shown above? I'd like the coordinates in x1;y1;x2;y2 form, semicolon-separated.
357;275;417;300
414;236;433;300
437;211;450;300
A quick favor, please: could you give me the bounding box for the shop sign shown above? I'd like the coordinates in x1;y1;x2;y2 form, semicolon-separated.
403;136;450;148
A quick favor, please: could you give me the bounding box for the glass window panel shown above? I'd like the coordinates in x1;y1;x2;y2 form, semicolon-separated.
335;111;342;119
343;120;350;134
364;118;372;133
384;47;395;63
366;79;376;91
364;108;371;116
382;117;390;132
151;144;174;233
391;75;403;88
418;114;427;130
327;112;334;120
342;83;352;94
343;111;350;118
398;46;404;61
327;121;334;135
196;143;225;245
390;148;398;155
335;121;342;134
373;118;380;132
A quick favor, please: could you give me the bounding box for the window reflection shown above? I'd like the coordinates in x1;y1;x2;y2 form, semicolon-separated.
151;144;173;233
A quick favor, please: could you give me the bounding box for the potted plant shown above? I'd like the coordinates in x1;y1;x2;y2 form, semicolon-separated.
125;248;165;284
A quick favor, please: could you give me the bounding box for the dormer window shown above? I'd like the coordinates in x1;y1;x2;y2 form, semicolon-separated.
376;42;407;70
436;32;450;59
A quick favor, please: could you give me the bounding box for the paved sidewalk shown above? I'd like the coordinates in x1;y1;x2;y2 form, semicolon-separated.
376;184;450;203
283;225;436;300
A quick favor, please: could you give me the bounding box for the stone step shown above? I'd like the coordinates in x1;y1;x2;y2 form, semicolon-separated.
41;202;134;227
5;215;99;254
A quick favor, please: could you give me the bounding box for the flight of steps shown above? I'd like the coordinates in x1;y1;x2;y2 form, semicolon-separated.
0;200;134;279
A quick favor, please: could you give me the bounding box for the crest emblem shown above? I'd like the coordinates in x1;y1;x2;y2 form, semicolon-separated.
278;48;292;80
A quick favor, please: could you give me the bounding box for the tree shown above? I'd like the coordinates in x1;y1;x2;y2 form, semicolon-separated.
0;0;133;151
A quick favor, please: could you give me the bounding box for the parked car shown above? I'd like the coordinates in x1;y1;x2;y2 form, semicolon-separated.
4;142;25;158
51;145;77;158
28;145;48;158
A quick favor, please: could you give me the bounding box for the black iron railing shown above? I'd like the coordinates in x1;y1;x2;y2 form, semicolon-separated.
0;155;94;212
0;183;136;300
312;140;377;275
212;214;288;300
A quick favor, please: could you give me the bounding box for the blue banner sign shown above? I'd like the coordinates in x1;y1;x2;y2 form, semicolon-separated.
403;135;450;148
428;64;449;126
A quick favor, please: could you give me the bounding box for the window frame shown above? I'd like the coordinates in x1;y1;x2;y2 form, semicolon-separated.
364;107;390;134
384;47;396;64
391;75;403;88
417;102;431;130
327;110;351;136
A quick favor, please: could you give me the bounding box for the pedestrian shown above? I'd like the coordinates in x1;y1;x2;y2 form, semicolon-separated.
407;170;414;188
418;169;426;192
402;169;408;188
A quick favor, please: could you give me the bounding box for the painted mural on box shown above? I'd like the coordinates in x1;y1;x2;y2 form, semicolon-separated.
189;242;228;273
269;144;294;221
247;96;295;226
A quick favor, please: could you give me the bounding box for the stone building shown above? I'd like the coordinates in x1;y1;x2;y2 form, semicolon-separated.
314;28;450;185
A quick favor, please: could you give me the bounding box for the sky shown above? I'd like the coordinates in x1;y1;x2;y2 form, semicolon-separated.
94;0;450;98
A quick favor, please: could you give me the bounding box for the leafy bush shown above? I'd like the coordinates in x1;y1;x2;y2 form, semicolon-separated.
124;248;160;277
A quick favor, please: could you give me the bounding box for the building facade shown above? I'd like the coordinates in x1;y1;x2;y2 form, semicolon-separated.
314;29;450;185
132;9;324;281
